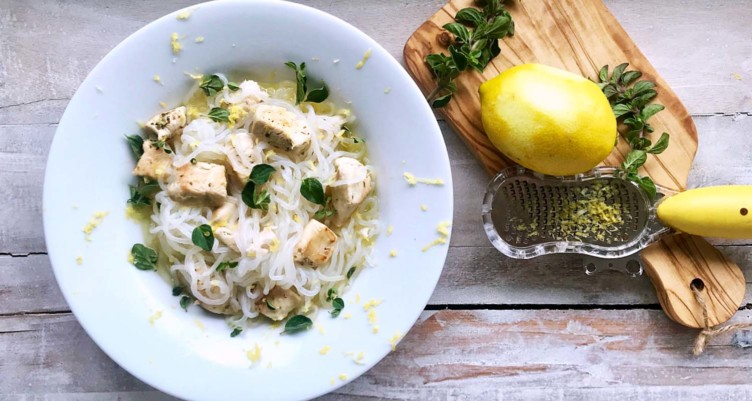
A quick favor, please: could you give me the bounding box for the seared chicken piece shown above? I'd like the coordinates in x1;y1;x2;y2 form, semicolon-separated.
226;132;255;185
246;227;278;258
251;105;310;153
211;202;237;226
167;162;227;207
214;227;240;253
331;157;372;226
132;140;172;180
256;286;303;321
294;220;337;267
145;106;187;141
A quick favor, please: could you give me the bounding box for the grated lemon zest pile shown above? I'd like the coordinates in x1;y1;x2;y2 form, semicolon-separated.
153;74;162;85
82;211;109;241
421;237;447;252
170;33;182;54
355;48;372;69
339;373;348;381
386;225;394;236
403;172;444;186
420;204;428;211
195;36;205;43
389;332;403;351
194;318;205;331
246;343;262;363
75;256;83;265
319;345;331;355
389;250;397;257
176;10;191;20
148;310;163;326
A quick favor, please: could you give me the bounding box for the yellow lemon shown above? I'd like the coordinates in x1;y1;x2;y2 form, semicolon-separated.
479;63;617;176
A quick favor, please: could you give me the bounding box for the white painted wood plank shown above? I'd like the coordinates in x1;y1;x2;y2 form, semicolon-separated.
5;244;752;316
4;310;752;400
0;0;750;125
3;115;751;253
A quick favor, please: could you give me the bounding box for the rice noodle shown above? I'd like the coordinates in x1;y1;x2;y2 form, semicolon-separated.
145;77;379;324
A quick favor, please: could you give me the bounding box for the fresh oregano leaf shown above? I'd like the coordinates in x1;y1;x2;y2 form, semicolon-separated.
208;107;230;123
191;224;214;251
131;243;157;271
125;135;144;158
300;178;326;205
281;315;312;335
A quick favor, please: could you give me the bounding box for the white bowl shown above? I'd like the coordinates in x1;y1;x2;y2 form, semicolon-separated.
43;1;452;400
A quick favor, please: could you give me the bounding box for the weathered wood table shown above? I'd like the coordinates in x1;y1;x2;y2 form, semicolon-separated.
2;1;752;399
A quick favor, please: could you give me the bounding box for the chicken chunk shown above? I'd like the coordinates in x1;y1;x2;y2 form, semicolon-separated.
250;105;311;153
211;202;237;226
132;140;172;180
226;132;255;185
256;286;303;321
294;220;337;267
214;227;239;253
145;106;187;141
247;227;278;258
167;162;227;207
331;157;372;226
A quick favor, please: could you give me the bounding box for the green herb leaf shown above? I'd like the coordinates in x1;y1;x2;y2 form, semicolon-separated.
610;63;629;84
647;132;670;154
620;70;642;85
241;181;257;208
431;93;454;108
227;81;241;91
636;176;657;199
254;189;271;211
313;208;334;220
300;178;326;205
125;135;144;158
330;297;344;318
622;149;647;172
281;315;312;335
326;288;338;302
172;286;184;296
249;164;276;185
640;104;665;121
192;224;214;251
598;65;609;82
180;295;192;311
612;103;633;119
199;74;224;97
454;7;484;27
216;261;238;272
443;22;470;43
127;181;159;207
425;0;514;108
131;243;158;270
285;61;307;105
230;328;242;337
346;266;356;279
208;107;230;123
304;84;329;103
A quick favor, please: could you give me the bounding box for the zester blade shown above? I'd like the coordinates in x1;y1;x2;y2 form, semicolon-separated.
482;166;672;259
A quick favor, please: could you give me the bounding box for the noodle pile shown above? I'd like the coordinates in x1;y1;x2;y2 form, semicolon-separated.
144;74;379;325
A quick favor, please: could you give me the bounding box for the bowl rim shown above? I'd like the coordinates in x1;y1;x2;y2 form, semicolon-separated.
43;1;453;400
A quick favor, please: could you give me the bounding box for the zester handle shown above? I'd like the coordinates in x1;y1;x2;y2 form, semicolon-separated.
657;186;752;238
641;234;745;328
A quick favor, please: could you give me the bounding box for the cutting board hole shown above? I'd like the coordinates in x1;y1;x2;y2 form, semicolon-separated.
690;278;705;291
741;208;748;216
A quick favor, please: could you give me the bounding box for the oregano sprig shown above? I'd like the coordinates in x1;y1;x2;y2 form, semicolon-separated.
424;0;515;108
596;63;671;199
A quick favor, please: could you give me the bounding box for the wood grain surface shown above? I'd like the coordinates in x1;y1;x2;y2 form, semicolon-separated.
2;0;752;400
403;0;746;328
403;0;696;189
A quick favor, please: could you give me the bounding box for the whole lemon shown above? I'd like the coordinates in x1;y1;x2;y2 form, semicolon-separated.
479;63;617;176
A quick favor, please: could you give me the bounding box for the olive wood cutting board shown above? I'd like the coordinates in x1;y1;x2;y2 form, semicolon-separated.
404;0;745;328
